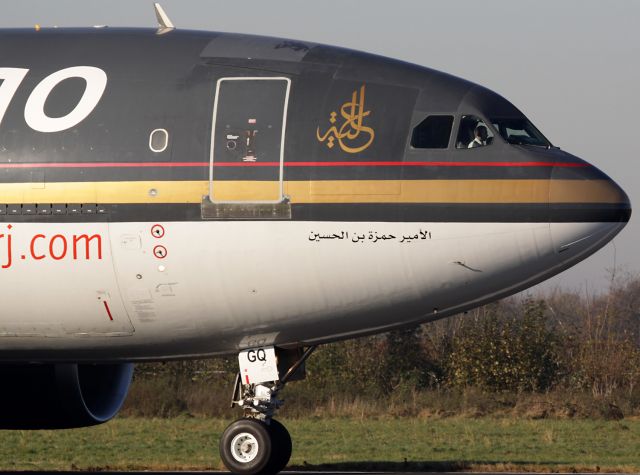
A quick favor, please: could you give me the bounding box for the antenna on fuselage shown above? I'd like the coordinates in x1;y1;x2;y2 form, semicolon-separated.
153;2;175;35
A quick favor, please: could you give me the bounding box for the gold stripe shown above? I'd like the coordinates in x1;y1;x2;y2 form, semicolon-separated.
0;181;208;204
550;180;627;204
212;181;280;202
304;180;551;203
0;179;625;204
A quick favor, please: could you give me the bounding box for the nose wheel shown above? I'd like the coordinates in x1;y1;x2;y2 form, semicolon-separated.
219;346;315;475
220;418;292;475
220;419;271;474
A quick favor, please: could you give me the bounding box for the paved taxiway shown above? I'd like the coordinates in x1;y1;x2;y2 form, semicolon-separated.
6;472;636;475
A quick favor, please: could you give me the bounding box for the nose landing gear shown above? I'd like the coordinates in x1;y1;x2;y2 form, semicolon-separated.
219;346;315;475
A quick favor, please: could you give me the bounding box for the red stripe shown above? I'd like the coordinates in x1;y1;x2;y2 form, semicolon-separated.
103;301;114;321
0;161;589;169
282;161;589;168
0;162;208;168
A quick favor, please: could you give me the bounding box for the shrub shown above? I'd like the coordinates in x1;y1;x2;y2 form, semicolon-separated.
447;300;562;392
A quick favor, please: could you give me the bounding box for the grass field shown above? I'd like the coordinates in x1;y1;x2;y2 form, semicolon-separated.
0;416;639;472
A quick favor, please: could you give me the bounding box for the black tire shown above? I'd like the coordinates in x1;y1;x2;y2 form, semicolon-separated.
260;419;292;475
220;418;272;475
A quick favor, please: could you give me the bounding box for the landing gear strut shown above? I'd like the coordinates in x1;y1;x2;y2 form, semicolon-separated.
219;346;315;475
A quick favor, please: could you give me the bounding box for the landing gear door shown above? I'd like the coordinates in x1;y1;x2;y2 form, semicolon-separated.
208;77;291;205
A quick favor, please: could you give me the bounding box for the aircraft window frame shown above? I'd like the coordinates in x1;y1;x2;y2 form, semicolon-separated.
410;115;454;149
149;128;169;153
455;115;494;150
490;117;552;147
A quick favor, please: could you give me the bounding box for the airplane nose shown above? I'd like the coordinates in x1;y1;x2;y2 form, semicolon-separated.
549;161;631;257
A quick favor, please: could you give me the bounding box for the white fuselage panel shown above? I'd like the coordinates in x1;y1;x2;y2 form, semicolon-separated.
0;219;624;361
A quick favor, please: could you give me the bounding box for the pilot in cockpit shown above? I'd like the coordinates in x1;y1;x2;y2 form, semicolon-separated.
468;125;488;148
456;115;492;149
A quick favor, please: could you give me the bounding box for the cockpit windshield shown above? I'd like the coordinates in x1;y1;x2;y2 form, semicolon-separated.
491;118;551;147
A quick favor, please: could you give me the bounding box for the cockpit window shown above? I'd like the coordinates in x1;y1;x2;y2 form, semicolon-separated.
491;118;551;147
411;115;454;149
456;115;494;149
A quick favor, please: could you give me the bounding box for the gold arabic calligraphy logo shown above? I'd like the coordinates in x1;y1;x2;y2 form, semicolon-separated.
316;85;375;154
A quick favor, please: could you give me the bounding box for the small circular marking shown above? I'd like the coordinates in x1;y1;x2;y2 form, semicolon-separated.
136;274;143;280
151;224;165;239
158;265;166;272
149;188;158;197
153;245;167;259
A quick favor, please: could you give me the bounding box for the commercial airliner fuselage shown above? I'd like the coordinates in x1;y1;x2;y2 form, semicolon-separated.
0;18;630;475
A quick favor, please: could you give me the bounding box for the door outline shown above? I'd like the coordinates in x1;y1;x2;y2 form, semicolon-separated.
208;77;291;204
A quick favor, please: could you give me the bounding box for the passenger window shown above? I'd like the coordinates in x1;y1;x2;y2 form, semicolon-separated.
149;129;169;153
456;115;493;149
411;115;453;149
